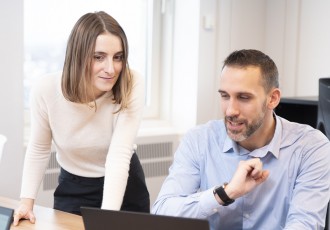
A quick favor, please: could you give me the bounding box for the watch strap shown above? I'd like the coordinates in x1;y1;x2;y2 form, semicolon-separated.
213;183;235;206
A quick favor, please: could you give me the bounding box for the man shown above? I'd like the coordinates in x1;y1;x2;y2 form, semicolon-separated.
152;49;330;229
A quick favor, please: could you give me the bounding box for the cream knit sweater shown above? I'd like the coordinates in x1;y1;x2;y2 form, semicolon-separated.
21;70;145;210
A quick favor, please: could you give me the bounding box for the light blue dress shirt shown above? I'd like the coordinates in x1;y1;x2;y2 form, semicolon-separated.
152;116;330;230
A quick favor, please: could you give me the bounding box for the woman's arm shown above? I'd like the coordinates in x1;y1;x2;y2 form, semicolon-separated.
101;70;145;210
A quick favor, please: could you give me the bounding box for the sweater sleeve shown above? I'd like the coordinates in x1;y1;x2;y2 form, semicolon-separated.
101;70;145;210
20;75;54;199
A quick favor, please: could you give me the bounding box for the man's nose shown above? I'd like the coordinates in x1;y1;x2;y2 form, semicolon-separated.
226;99;240;116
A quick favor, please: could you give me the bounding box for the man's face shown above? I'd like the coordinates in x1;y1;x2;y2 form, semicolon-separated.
218;66;269;142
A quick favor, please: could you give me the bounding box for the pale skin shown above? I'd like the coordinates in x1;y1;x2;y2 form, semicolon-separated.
13;31;123;226
215;65;280;204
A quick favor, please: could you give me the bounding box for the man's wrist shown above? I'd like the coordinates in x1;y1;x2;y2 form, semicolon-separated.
213;191;224;205
223;182;237;200
213;183;235;206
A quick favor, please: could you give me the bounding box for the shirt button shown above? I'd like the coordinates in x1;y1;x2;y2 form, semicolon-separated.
244;213;250;218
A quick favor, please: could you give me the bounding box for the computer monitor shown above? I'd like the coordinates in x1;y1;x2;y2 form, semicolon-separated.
81;207;210;230
317;78;330;230
317;78;330;139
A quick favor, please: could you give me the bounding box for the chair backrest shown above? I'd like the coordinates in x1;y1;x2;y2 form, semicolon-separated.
0;134;7;161
325;201;329;230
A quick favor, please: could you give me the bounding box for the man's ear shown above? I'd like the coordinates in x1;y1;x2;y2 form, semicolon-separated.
267;88;281;110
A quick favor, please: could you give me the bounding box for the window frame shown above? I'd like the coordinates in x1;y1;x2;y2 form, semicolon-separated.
23;0;167;121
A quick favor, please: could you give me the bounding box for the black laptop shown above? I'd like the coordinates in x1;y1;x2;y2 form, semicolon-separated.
81;207;210;230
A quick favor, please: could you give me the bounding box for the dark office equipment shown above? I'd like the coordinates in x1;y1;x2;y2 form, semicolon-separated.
81;207;210;230
0;206;14;230
275;96;318;128
317;78;330;139
317;78;330;230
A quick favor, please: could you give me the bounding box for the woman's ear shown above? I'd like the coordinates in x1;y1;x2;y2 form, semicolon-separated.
268;88;281;110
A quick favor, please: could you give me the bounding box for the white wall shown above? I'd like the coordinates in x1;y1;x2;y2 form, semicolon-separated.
297;0;330;95
169;0;330;144
215;0;330;101
0;0;25;199
171;0;200;130
171;0;219;129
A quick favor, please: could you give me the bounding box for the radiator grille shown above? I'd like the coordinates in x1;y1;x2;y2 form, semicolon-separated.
136;142;173;160
43;171;59;191
47;150;59;169
43;142;174;191
140;160;172;178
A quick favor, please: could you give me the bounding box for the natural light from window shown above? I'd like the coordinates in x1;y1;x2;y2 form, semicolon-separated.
24;0;152;110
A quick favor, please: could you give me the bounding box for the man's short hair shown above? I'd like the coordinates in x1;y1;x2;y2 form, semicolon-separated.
223;49;279;92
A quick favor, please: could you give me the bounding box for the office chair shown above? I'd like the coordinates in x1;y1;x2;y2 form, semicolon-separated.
326;202;330;230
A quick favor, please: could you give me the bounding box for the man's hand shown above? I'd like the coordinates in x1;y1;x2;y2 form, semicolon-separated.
224;158;269;200
13;198;36;226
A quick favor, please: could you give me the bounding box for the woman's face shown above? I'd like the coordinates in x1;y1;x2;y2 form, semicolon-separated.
91;32;123;99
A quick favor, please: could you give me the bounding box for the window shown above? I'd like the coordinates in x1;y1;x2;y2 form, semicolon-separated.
24;0;163;120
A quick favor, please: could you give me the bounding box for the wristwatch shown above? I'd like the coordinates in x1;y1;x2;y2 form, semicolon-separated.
213;182;235;206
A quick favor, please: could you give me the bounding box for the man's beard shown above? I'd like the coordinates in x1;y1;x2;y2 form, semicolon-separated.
225;102;267;142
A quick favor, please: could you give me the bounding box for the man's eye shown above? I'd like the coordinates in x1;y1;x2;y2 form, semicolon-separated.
239;95;250;100
220;94;229;99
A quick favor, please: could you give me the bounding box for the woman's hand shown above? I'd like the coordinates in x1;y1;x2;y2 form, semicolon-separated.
13;198;36;226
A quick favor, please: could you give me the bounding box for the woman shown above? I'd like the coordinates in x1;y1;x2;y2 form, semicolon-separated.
14;11;149;226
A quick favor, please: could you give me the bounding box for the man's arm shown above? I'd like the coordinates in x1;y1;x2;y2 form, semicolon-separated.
152;132;269;218
216;158;269;204
284;140;330;229
151;133;219;218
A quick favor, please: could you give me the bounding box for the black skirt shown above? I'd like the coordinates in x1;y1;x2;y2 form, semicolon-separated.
53;153;150;215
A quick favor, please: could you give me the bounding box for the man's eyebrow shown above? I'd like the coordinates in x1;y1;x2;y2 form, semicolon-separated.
237;92;255;96
218;89;255;96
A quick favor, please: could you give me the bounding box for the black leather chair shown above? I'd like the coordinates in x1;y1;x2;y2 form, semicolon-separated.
325;202;329;230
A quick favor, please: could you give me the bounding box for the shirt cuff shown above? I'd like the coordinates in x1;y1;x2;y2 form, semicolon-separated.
199;187;221;217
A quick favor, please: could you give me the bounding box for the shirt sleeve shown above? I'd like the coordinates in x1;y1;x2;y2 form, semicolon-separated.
284;134;330;229
151;131;221;218
101;70;145;210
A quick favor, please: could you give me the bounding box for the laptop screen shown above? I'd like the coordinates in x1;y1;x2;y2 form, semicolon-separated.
0;206;13;230
81;207;210;230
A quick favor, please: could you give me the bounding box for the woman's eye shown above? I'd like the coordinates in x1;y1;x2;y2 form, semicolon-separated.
94;55;104;62
114;54;123;62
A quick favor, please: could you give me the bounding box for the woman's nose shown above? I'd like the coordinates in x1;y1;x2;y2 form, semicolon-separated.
104;58;114;74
